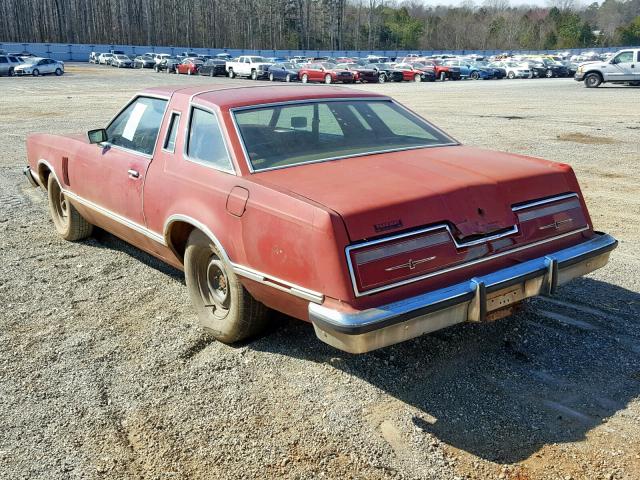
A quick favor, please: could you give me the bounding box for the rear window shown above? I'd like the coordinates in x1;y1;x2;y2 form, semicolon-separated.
233;99;455;172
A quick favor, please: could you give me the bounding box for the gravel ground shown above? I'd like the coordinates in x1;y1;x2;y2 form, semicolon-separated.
0;65;639;480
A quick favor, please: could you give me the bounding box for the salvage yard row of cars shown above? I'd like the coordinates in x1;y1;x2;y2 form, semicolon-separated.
0;50;65;76
87;49;592;84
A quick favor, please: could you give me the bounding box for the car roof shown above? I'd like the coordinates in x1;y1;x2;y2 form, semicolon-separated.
140;85;388;110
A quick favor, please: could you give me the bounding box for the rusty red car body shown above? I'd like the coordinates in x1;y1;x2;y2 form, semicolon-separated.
24;85;616;353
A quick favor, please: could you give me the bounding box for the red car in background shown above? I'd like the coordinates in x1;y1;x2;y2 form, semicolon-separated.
175;58;203;75
298;63;355;84
335;63;380;83
394;63;437;82
24;85;616;354
411;58;462;81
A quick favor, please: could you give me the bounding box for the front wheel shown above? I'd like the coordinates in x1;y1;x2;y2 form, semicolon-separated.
324;74;332;84
378;73;386;83
55;68;63;76
47;175;92;241
414;73;421;82
184;230;269;343
301;73;308;83
285;74;291;82
228;68;235;78
584;73;602;88
439;71;446;81
545;69;553;78
8;67;14;77
507;71;515;79
251;70;258;80
269;72;274;82
470;71;480;80
32;69;40;77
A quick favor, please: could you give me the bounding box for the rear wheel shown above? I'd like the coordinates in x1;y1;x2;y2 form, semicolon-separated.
55;68;63;76
439;71;446;81
378;73;386;83
269;72;274;81
470;71;480;80
414;73;421;82
324;74;332;84
545;69;553;78
584;72;602;88
285;74;291;82
32;69;40;77
47;175;93;241
507;71;515;79
251;69;258;80
301;73;308;83
184;230;269;343
8;67;14;77
228;68;235;78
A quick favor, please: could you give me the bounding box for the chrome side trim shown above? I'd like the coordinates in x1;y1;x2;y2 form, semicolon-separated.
346;225;588;297
231;264;324;304
64;189;166;245
163;214;232;264
512;192;578;212
229;98;459;174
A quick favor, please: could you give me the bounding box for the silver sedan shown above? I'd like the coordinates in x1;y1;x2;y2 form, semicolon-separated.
14;57;64;76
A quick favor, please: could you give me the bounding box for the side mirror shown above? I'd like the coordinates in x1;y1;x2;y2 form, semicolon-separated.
291;116;307;129
88;128;107;144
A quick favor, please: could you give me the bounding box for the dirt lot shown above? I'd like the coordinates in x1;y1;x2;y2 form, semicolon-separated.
1;64;639;480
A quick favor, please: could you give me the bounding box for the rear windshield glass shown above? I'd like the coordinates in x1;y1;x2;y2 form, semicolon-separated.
233;99;455;172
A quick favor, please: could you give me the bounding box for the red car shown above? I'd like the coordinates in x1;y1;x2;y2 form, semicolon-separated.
24;86;616;353
394;63;436;82
175;58;203;75
416;59;462;81
298;63;355;84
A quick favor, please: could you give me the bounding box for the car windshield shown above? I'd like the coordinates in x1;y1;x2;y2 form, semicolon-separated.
116;55;128;60
278;63;295;68
23;57;39;64
249;56;266;62
233;99;456;172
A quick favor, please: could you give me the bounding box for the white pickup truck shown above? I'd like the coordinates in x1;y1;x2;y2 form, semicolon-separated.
575;48;640;87
225;55;272;80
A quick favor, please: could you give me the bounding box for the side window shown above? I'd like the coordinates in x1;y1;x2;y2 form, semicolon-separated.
163;112;180;152
614;52;633;64
637;51;640;63
275;105;313;132
187;108;233;171
106;96;168;155
367;102;439;141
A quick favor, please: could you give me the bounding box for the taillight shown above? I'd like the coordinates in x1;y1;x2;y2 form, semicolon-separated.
513;194;587;243
347;228;479;294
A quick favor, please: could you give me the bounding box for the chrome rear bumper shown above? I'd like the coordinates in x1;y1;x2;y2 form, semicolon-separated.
310;233;617;353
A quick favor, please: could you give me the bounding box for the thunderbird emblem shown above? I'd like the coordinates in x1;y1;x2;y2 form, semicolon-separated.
539;218;573;231
385;256;436;272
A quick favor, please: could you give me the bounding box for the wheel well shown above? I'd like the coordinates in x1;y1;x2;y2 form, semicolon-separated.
38;164;51;189
166;221;197;262
585;70;603;80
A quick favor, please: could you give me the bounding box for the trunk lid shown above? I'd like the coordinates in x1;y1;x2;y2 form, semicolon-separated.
254;145;577;243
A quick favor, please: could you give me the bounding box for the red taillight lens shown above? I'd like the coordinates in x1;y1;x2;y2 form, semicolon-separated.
515;195;587;243
348;229;480;293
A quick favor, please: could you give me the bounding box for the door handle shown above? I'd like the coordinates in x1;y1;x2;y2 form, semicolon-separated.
127;169;140;179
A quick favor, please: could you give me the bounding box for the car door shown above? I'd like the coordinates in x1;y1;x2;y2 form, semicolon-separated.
605;51;635;81
70;96;168;226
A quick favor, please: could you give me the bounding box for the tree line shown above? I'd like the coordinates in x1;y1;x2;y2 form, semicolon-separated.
1;0;639;51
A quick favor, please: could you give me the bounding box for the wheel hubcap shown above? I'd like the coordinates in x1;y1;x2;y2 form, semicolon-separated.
204;257;230;313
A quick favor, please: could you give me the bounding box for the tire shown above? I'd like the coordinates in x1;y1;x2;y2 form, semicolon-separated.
584;72;602;88
269;72;274;82
210;70;214;77
285;74;291;82
154;65;159;73
47;175;92;241
55;68;63;76
251;70;258;80
470;71;480;80
301;73;308;83
439;71;446;81
184;229;269;343
545;69;553;78
228;68;235;79
378;73;386;83
324;74;332;84
175;68;179;74
187;68;191;75
413;73;421;82
8;67;14;77
32;69;40;77
507;71;515;79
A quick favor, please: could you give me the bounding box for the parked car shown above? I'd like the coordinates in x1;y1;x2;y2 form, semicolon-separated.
444;59;494;80
23;85;617;353
198;59;227;77
420;59;461;81
0;55;24;76
394;63;436;82
98;53;114;65
109;50;126;55
474;61;506;79
298;63;355;83
154;57;180;73
175;58;203;75
152;53;172;65
88;52;100;64
575;49;640;87
267;62;300;82
215;53;233;61
489;61;531;79
111;54;133;68
541;58;569;78
14;57;64;76
133;55;156;69
177;51;199;61
363;63;403;83
226;55;273;79
335;63;379;83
